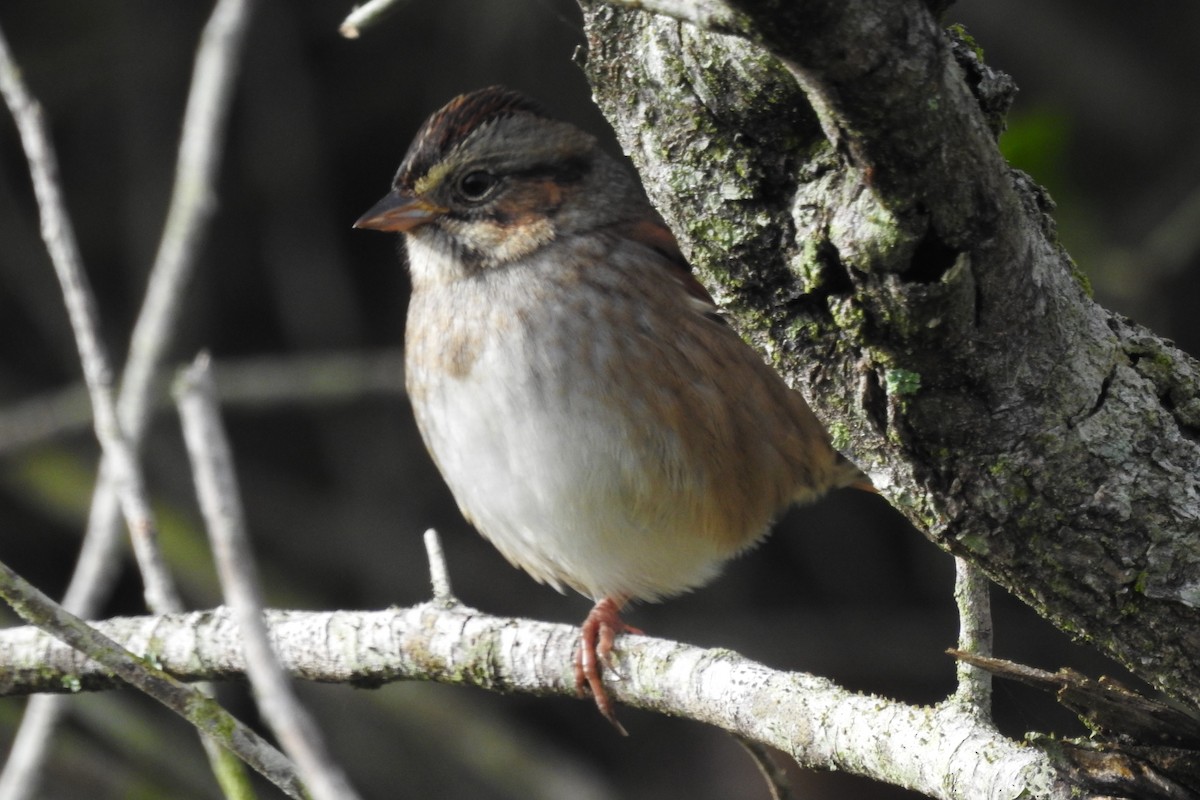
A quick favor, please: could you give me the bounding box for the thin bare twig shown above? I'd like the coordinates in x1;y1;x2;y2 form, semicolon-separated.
339;0;414;38
0;1;256;797
340;0;749;39
424;528;457;604
952;557;994;714
120;0;255;443
0;349;406;456
67;0;256;613
0;13;176;617
734;735;801;800
0;557;306;799
176;353;363;800
59;0;255;620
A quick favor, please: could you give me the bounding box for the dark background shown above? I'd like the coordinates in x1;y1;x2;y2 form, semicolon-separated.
0;2;1198;798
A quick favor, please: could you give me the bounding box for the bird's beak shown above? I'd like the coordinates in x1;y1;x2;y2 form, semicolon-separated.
353;189;446;232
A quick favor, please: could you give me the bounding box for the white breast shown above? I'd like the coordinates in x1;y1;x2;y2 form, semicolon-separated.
402;238;750;603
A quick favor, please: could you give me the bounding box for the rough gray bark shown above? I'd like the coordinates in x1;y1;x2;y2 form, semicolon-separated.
580;0;1200;716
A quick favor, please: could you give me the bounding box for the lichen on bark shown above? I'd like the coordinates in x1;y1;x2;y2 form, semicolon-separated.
580;0;1200;718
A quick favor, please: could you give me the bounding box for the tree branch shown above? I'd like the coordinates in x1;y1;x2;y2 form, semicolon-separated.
0;11;176;618
62;0;255;621
0;349;407;456
953;557;993;713
580;0;1200;717
177;353;364;800
0;1;257;796
0;604;1076;800
0;560;306;799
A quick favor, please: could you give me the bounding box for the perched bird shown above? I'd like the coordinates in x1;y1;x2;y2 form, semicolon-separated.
355;86;870;730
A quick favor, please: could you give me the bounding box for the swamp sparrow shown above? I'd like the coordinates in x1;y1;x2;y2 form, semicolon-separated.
356;86;870;730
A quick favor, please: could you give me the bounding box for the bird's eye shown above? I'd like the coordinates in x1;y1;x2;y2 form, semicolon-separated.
456;170;498;202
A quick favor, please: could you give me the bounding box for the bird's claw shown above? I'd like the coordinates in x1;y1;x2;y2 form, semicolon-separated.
574;597;641;735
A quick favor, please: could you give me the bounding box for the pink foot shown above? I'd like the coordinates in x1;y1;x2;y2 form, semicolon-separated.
574;597;642;735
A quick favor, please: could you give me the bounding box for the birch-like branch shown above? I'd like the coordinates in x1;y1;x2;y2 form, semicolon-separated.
177;354;363;800
0;604;1076;800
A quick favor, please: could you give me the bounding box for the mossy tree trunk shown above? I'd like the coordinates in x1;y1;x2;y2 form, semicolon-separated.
580;0;1200;715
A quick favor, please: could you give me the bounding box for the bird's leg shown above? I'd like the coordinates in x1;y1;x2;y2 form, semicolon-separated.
575;596;642;735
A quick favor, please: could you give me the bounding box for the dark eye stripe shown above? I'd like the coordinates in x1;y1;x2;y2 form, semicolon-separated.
511;156;590;185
